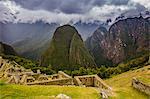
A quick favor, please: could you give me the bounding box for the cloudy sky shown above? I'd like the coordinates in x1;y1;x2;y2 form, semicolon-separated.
0;0;150;24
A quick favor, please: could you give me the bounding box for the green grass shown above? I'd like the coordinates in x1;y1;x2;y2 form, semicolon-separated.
137;71;150;85
0;82;100;99
105;65;150;99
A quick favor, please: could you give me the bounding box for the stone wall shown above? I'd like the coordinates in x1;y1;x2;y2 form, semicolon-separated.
132;77;150;95
58;71;72;79
74;75;95;86
74;75;111;90
27;78;73;85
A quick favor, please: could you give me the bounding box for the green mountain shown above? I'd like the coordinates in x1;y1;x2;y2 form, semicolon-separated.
41;25;96;70
0;42;17;56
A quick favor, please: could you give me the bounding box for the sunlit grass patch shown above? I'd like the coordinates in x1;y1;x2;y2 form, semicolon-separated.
0;83;100;99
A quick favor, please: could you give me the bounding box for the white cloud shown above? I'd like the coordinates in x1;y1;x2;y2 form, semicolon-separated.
0;0;20;14
130;0;150;9
87;5;132;22
17;9;83;25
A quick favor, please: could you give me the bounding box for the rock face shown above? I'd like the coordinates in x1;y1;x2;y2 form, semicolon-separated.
86;26;113;66
86;17;150;66
41;25;96;70
0;42;17;56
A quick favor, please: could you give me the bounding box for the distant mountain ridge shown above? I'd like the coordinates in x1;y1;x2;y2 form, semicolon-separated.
86;17;150;66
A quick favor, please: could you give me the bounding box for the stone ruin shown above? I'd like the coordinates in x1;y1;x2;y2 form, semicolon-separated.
0;56;112;97
27;71;73;86
74;75;111;89
74;75;112;98
132;77;150;95
0;56;73;85
0;56;36;84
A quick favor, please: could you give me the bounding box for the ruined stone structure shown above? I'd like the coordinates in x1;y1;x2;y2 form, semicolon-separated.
0;56;37;84
132;77;150;95
0;56;73;85
0;56;111;91
27;71;73;86
74;75;111;90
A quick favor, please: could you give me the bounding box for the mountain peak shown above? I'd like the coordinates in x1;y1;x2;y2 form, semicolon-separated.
41;25;96;70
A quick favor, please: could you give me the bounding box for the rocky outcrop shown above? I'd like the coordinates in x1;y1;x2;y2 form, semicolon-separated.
41;25;96;70
56;94;71;99
86;17;150;66
86;26;113;66
132;77;150;95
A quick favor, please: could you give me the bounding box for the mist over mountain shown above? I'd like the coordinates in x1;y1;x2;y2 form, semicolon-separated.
74;20;105;40
0;21;59;60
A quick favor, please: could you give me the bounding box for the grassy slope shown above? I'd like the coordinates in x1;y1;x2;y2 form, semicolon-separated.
0;83;100;99
105;65;150;99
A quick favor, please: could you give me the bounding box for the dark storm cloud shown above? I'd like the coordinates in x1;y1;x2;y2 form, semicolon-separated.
13;0;59;11
108;0;130;5
58;0;111;14
91;0;106;6
59;0;96;14
12;0;107;14
12;0;147;15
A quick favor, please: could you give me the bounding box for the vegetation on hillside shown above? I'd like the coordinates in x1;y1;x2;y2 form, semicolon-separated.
64;53;149;78
1;55;55;75
1;51;149;78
